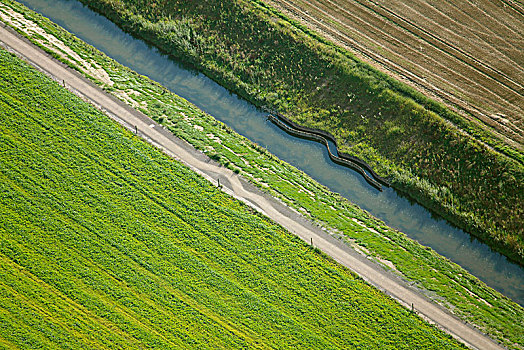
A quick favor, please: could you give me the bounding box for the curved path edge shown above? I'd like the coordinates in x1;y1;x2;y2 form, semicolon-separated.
0;23;504;350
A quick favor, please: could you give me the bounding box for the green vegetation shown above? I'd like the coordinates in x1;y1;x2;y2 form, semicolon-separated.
0;48;467;349
1;1;523;348
76;0;523;263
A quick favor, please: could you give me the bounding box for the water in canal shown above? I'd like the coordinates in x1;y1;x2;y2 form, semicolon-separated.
17;0;524;305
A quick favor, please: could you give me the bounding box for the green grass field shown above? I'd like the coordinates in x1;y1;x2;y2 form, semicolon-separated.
1;1;522;347
0;48;467;348
76;0;523;264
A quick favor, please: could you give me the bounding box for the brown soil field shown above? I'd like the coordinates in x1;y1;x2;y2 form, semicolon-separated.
263;0;524;151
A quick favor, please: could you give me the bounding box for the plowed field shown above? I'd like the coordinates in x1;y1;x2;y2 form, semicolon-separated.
264;0;524;150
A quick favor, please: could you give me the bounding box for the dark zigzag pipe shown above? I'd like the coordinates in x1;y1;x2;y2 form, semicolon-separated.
265;111;391;187
270;113;391;187
267;114;384;191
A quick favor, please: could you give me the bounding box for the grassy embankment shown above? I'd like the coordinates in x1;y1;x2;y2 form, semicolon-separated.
77;0;523;264
0;47;469;349
1;1;522;348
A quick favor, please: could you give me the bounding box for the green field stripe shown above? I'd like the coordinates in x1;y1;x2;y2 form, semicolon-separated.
0;200;250;348
1;135;442;348
0;179;266;348
0;282;103;349
0;254;142;348
0;333;19;350
0;306;55;350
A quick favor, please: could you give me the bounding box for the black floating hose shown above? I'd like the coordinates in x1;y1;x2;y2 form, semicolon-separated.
267;114;389;191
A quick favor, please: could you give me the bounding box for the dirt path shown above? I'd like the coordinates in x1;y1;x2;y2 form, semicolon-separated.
0;24;504;350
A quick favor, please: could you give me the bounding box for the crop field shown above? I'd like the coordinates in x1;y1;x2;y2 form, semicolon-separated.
265;0;524;150
1;1;522;348
0;48;468;349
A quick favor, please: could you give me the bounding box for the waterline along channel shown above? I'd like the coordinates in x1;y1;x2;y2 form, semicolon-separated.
18;0;524;305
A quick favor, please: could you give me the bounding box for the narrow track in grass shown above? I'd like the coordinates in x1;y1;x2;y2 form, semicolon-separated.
0;24;505;350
